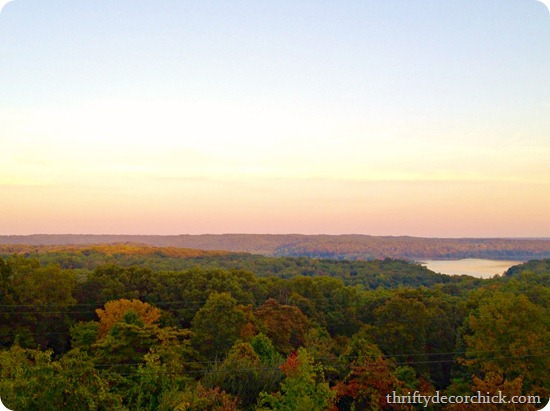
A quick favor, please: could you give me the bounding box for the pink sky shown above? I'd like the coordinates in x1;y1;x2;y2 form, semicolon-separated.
1;2;549;237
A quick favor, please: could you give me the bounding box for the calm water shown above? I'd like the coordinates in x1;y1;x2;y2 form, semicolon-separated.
420;258;525;278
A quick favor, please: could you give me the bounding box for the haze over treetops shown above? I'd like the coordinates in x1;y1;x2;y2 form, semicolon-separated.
1;1;549;237
2;234;550;260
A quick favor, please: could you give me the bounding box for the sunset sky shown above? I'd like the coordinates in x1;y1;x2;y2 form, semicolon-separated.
1;1;549;237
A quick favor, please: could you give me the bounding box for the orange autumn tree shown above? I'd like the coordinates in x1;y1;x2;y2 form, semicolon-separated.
95;299;162;338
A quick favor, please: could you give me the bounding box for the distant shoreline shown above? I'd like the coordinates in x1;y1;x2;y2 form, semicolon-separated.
1;234;549;261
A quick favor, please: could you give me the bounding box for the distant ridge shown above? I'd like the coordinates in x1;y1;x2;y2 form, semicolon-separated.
0;243;232;258
1;234;550;260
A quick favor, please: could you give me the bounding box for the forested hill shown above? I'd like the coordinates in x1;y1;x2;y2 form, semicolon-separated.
0;244;473;290
1;234;550;260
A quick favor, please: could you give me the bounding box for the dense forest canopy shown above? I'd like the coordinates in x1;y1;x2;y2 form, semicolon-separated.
0;244;477;290
0;245;548;410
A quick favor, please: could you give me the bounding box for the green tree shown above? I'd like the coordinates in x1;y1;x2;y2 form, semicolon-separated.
255;299;310;355
258;347;335;411
463;292;550;394
250;333;284;367
0;345;122;411
191;292;247;359
126;348;195;411
202;342;282;408
7;260;76;352
370;289;430;376
70;321;99;353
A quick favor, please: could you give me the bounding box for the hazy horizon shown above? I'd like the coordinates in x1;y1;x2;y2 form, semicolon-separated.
2;233;550;240
2;1;549;237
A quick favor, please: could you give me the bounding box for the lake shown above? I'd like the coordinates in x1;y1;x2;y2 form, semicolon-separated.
419;258;525;278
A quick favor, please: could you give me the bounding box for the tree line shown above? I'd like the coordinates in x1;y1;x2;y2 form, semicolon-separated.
2;234;550;260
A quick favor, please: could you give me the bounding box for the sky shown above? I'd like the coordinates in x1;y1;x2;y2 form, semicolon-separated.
1;0;549;237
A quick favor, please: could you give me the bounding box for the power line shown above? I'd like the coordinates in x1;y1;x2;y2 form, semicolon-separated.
2;353;547;377
1;347;547;370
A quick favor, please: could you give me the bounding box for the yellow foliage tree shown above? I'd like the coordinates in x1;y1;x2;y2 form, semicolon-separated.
95;298;161;338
